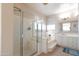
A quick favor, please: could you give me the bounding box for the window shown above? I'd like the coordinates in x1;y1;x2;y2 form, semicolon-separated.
47;24;55;31
62;23;71;31
47;24;55;35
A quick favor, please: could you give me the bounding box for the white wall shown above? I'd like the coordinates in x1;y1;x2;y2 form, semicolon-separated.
1;4;14;56
71;21;78;33
78;3;79;50
48;14;61;34
0;3;1;55
78;4;79;33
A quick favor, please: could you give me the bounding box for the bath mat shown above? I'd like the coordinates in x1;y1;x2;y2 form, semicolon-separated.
63;48;79;56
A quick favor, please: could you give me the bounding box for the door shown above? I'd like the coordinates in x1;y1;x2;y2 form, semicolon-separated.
14;7;42;56
23;13;38;56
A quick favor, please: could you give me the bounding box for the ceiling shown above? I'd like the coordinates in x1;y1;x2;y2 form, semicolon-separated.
26;3;78;16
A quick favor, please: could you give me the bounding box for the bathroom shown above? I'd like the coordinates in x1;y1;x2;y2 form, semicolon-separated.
1;3;79;56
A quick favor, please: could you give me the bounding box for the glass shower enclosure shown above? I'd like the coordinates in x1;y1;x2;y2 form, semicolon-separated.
14;7;43;56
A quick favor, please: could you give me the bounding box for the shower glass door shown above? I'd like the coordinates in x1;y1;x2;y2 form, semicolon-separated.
37;21;42;53
14;7;43;56
23;14;38;56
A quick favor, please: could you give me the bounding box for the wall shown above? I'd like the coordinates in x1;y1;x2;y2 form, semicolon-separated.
48;13;78;33
70;21;78;33
47;14;61;33
0;3;1;55
78;4;79;33
1;4;14;56
78;4;79;50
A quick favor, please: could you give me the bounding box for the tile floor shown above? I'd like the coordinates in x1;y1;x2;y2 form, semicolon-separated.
39;46;72;56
